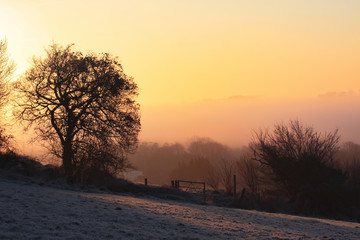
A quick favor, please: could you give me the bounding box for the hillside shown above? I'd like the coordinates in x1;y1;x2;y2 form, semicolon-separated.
1;178;360;239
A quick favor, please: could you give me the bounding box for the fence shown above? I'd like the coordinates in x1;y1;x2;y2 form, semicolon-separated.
171;180;206;202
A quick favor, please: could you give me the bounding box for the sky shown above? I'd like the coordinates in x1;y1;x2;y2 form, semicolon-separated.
1;0;360;151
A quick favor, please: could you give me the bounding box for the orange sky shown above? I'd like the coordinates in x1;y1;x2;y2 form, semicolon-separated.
1;0;360;152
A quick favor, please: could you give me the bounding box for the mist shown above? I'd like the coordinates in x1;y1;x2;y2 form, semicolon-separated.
140;93;360;148
8;92;360;170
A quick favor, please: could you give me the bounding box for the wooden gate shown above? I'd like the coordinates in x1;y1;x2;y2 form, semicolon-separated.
172;180;206;202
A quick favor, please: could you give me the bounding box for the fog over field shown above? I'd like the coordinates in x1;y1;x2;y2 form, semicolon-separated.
8;93;360;163
141;93;360;148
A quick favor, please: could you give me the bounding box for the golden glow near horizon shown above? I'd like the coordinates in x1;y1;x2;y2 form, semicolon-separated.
1;0;359;107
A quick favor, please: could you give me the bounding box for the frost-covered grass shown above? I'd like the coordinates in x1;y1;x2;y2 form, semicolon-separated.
1;178;360;240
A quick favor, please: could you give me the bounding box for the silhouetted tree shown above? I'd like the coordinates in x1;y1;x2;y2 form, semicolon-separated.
218;159;234;195
0;38;15;152
0;38;14;108
205;167;220;191
15;44;140;177
236;157;261;195
251;120;345;215
336;142;360;191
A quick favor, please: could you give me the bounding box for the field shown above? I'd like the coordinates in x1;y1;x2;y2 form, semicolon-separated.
1;178;360;239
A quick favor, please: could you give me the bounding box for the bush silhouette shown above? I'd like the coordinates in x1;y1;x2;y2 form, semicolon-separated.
251;120;346;215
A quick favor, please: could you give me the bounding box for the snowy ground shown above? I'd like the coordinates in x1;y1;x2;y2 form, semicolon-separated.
1;179;360;240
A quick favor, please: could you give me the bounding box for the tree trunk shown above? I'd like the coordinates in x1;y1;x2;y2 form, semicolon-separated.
62;140;73;176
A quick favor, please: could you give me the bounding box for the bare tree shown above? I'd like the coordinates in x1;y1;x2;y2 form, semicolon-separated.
218;159;234;195
251;120;345;213
0;38;15;152
0;127;12;153
15;44;140;177
204;167;220;191
236;157;261;195
252;120;340;168
0;38;15;108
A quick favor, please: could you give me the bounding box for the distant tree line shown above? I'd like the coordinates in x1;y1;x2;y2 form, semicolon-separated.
129;123;360;220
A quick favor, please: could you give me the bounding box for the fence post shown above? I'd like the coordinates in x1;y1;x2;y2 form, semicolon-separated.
175;180;178;189
145;178;148;186
233;175;237;202
203;182;206;203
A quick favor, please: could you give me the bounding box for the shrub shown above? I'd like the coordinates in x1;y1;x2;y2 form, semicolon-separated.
251;120;346;215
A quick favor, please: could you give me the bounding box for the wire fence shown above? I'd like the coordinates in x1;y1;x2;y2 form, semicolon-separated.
171;180;206;202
